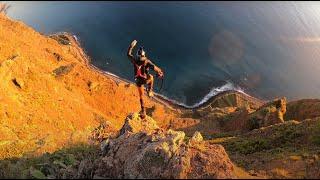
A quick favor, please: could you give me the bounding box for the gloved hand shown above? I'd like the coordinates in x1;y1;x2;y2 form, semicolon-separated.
158;70;164;78
131;40;137;47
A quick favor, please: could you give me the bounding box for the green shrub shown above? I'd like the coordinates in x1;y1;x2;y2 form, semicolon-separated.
248;117;260;130
226;138;270;155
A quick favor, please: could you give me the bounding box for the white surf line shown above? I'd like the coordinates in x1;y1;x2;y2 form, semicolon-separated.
154;82;253;109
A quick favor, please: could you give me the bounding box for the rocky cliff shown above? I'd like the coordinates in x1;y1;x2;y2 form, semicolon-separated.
94;113;236;179
1;13;320;179
0;14;178;159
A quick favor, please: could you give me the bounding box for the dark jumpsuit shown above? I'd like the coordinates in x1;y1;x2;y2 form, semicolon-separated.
127;44;158;113
133;58;156;87
127;45;156;87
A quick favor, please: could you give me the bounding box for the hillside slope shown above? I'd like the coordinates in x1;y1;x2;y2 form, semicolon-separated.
0;14;178;159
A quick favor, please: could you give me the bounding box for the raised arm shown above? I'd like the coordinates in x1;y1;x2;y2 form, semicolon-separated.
127;40;137;64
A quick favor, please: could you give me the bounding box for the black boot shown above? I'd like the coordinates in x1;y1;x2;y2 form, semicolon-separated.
139;109;146;119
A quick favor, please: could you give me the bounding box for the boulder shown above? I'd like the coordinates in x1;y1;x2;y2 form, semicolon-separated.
119;113;160;136
49;33;72;45
94;113;236;179
188;131;203;144
52;64;75;77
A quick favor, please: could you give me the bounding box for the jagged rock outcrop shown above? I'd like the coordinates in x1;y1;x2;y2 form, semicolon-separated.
119;113;160;136
94;113;236;179
247;97;286;130
173;91;266;136
217;97;287;133
189;131;203;144
49;33;72;45
90;120;118;143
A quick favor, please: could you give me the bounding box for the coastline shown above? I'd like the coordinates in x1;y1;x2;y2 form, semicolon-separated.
66;32;264;110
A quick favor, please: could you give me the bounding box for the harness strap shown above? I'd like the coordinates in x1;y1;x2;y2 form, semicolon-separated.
135;64;147;79
134;60;148;79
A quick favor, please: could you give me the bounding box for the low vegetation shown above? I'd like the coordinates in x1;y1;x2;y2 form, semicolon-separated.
0;144;99;179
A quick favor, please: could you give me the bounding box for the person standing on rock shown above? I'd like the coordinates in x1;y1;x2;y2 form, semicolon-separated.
127;40;164;118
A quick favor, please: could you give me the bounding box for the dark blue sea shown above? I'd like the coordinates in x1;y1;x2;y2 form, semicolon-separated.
6;1;320;107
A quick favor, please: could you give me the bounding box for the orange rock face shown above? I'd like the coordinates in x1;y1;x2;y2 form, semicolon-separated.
0;14;178;159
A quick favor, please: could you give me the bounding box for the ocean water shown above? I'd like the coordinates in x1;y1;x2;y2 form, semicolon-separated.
5;1;320;106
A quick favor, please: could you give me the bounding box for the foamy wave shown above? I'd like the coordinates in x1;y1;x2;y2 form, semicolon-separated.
156;81;247;109
72;35;78;42
191;81;246;108
104;71;120;78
